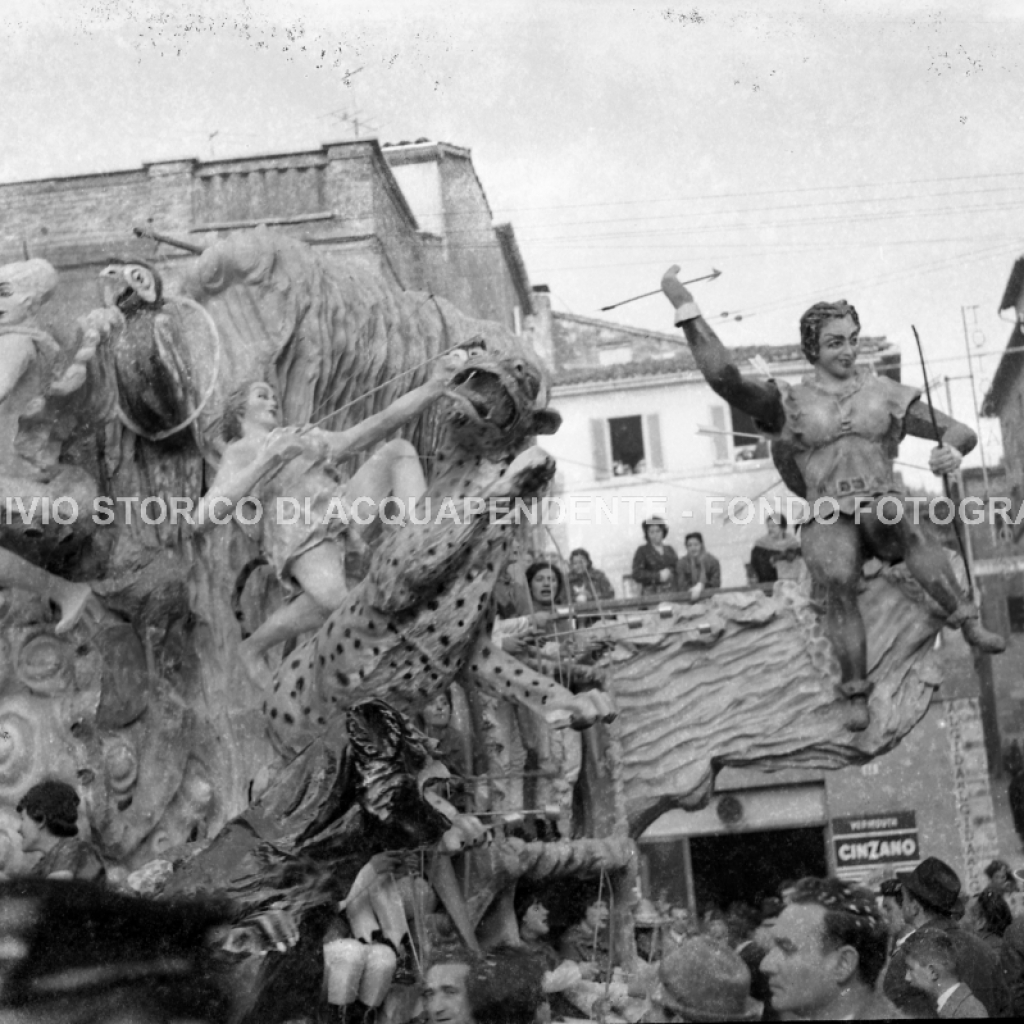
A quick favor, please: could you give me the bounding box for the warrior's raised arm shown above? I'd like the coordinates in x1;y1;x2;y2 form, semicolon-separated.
660;265;785;433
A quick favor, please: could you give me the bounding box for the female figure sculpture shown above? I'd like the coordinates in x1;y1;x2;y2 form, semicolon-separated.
197;353;459;672
0;258;95;633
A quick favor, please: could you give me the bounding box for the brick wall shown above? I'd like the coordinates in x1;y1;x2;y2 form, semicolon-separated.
0;139;521;327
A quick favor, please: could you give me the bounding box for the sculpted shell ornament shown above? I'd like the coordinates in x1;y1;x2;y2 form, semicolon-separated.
16;633;73;696
104;738;139;793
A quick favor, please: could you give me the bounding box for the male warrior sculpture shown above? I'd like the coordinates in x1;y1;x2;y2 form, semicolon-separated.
661;266;1004;731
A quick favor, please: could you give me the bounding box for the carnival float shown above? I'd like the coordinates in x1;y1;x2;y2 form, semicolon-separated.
0;229;970;1021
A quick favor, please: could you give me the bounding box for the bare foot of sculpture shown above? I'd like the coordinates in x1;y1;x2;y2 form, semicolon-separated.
53;582;94;635
845;694;870;732
960;613;1007;654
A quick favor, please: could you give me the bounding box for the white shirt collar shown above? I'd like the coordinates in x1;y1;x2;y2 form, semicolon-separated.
936;982;961;1012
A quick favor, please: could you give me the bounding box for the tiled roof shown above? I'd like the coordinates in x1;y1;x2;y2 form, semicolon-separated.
553;337;896;386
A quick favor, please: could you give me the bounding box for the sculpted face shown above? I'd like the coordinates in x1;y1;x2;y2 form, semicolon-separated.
245;382;281;432
100;261;161;311
424;963;472;1024
0;260;57;325
0;277;31;326
815;315;859;381
422;693;452;730
443;334;561;454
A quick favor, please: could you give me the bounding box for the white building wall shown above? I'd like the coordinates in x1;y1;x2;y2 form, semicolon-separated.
543;372;804;592
387;159;444;235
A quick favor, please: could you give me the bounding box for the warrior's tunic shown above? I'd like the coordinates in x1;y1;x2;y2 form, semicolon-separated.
769;367;921;515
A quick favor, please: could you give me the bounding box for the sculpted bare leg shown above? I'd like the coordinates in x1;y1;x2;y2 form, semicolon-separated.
344;438;427;545
864;512;1005;654
240;441;428;673
800;517;871;731
239;545;348;674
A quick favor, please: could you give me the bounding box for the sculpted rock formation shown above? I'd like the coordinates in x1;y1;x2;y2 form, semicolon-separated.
609;561;952;835
0;230;578;866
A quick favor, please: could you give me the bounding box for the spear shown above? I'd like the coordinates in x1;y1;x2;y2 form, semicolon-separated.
911;324;973;594
132;225;206;255
599;268;722;312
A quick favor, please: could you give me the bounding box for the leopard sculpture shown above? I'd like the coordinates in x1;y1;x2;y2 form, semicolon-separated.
265;334;615;754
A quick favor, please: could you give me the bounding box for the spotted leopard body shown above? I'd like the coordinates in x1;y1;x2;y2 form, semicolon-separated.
266;415;575;755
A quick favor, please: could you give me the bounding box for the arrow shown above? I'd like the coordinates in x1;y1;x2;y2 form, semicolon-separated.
599;268;722;312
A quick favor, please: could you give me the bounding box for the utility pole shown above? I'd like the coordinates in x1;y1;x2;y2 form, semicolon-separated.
959;306;1003;777
962;304;992;502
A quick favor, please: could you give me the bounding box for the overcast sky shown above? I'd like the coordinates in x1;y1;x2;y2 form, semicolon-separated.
6;0;1024;481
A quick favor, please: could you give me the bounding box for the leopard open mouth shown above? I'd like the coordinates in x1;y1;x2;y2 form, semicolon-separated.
447;368;517;429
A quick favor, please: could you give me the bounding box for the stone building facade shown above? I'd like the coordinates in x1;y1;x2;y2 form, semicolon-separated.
0;138;531;339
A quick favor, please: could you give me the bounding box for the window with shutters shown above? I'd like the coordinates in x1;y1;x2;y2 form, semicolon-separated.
610;416;644;475
590;414;665;479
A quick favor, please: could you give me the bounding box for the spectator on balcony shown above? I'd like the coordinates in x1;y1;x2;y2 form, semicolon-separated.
676;532;722;601
568;548;615;606
632;517;679;596
750;514;803;584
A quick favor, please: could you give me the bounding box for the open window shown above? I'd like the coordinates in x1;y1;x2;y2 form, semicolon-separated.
590;415;664;479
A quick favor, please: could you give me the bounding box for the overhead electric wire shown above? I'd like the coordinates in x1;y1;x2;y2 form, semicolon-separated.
492;185;1024;233
719;241;1022;321
482;168;1024;216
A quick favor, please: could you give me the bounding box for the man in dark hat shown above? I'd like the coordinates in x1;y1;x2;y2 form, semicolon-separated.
632;517;679;596
884;857;1009;1017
